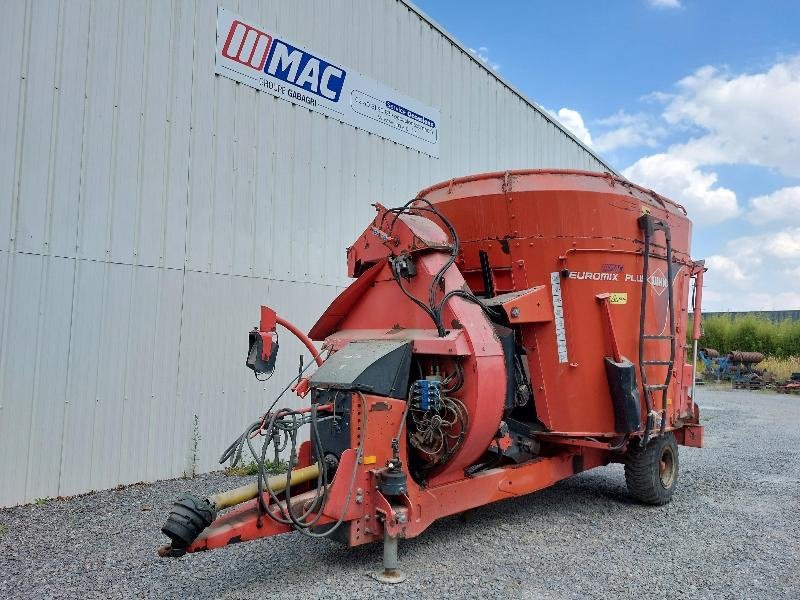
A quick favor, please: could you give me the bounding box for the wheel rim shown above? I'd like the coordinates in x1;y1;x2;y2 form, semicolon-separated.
659;446;676;489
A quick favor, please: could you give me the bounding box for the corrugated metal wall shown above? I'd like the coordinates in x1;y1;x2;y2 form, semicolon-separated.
0;0;612;506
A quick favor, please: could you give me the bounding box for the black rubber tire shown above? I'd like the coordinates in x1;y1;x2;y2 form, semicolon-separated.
624;432;679;505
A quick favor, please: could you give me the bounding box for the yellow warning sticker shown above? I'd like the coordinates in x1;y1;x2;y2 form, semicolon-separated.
610;293;628;304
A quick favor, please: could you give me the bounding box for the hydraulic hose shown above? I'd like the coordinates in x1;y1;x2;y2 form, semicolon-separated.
276;316;323;366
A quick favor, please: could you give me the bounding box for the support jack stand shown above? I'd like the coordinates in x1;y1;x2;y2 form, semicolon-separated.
369;534;406;584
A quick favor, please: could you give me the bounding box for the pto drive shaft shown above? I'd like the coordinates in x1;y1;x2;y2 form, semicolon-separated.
209;463;321;510
160;463;321;556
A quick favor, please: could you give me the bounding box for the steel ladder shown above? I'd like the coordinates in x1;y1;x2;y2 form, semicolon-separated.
637;214;676;446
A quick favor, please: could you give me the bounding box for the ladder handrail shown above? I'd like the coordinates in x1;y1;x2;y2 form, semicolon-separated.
637;214;676;446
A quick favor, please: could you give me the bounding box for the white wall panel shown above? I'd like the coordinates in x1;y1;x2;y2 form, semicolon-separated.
48;0;91;259
0;1;28;253
14;0;59;255
22;256;75;502
57;257;105;498
0;253;73;505
78;0;119;263
0;252;46;505
56;260;185;498
0;0;615;506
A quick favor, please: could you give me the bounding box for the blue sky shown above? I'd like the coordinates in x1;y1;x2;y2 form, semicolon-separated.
416;0;800;311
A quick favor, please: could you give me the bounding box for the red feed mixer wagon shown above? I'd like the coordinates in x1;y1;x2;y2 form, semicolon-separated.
160;170;706;582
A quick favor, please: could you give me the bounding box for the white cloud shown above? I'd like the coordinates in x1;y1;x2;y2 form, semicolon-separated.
765;227;800;258
663;57;800;176
706;291;800;312
622;153;739;225
467;46;500;71
550;107;593;147
718;227;800;264
648;0;682;8
748;187;800;225
751;292;800;310
700;256;748;311
784;265;800;278
720;236;763;268
705;255;747;283
701;241;800;311
640;90;675;104
593;111;667;153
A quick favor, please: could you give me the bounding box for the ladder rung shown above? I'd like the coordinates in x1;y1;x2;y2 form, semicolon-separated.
642;360;672;365
644;384;669;390
643;335;674;339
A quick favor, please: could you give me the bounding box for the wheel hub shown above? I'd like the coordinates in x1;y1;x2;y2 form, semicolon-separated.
659;446;676;488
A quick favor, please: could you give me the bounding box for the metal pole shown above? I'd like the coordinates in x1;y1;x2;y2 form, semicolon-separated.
384;534;399;572
370;533;407;584
691;339;698;401
690;266;705;402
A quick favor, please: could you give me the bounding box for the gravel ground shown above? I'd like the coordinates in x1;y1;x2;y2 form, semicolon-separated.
1;387;799;600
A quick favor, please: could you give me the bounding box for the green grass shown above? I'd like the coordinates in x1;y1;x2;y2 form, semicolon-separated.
686;314;800;382
224;459;287;477
0;524;7;537
689;314;800;358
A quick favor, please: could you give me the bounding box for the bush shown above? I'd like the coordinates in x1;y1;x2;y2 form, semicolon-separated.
224;459;287;477
687;314;800;359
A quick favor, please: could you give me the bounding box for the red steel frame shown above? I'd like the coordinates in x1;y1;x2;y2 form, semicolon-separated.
186;394;609;552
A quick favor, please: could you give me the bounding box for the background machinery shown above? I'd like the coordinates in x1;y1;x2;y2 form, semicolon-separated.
698;349;767;387
160;170;705;581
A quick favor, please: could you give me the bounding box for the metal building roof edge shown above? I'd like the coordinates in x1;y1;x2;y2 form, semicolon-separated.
398;0;620;176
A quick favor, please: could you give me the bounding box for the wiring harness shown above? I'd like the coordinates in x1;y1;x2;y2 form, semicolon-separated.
383;198;498;337
407;362;468;472
220;364;367;538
